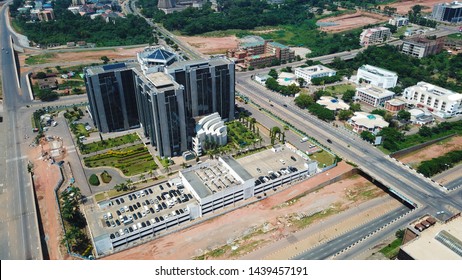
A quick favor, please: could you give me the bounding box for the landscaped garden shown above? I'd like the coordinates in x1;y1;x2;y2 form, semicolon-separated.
227;120;260;149
83;144;157;176
81;133;140;154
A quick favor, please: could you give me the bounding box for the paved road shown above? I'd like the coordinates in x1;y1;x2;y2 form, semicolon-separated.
235;74;462;259
0;3;41;259
292;205;411;260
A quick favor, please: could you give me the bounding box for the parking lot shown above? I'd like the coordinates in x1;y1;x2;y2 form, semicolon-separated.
237;147;309;179
86;181;196;241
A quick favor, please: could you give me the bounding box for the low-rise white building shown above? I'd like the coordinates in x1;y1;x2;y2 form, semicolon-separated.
359;27;391;47
316;96;350;111
356;64;398;89
403;82;462;118
294;65;336;84
355;84;395;107
389;16;409;27
409;108;435;126
254;73;271;85
277;72;297;86
192;113;227;157
348;112;389;134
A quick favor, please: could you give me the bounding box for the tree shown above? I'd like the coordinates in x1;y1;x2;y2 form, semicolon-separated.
294;94;314;108
418;126;433;137
35;72;47;79
360;131;376;143
395;229;405;239
412;5;422;15
397;110;411;122
265;77;280;92
268;69;278;79
342;90;356;103
100;56;110;64
88;174;100;186
350;103;361;112
297;77;306;87
371;109;387;117
338;110;353;121
38;89;59;101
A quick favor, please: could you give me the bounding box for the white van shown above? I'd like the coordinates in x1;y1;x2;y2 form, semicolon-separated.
300;137;308;143
107;212;113;219
154;204;160;212
144;205;150;214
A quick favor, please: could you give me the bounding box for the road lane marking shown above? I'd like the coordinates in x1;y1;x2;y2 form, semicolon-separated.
5;155;27;163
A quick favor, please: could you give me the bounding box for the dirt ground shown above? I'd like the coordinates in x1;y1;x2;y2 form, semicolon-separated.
28;141;68;260
398;136;462;168
103;161;390;260
317;11;390;33
177;36;239;55
20;46;145;70
380;0;442;14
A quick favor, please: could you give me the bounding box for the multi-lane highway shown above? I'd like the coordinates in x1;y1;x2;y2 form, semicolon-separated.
235;71;462;259
0;3;42;259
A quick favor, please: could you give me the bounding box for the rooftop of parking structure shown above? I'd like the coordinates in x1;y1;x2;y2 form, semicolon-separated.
180;159;243;199
236;146;309;178
88;182;196;239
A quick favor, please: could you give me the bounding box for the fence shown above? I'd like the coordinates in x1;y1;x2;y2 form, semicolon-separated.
390;134;456;159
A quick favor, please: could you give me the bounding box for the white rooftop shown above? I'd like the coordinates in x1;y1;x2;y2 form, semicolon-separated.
408;81;462;100
359;64;397;78
316;96;350;111
295;65;336;76
401;216;462;260
350;111;389;129
357;84;395;98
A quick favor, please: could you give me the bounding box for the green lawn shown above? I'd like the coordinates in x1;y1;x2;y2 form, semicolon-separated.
25;53;56;65
324;84;355;96
379;238;403;259
395;26;408;37
58;80;85;90
448;33;462;40
84;144;157;176
310;150;336;168
82;133;140;154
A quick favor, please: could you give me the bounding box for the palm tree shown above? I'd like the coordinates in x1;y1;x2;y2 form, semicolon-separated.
238;111;246;122
164;165;171;175
250;118;256;133
139;174;146;182
61;205;75;222
126;179;133;186
148;169;153;178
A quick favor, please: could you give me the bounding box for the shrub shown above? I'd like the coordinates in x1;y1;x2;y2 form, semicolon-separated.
88;174;100;186
100;171;112;184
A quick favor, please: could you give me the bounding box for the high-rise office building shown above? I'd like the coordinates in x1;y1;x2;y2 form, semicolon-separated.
432;1;462;23
134;70;187;157
84;55;236;157
84;63;140;133
166;58;235;143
